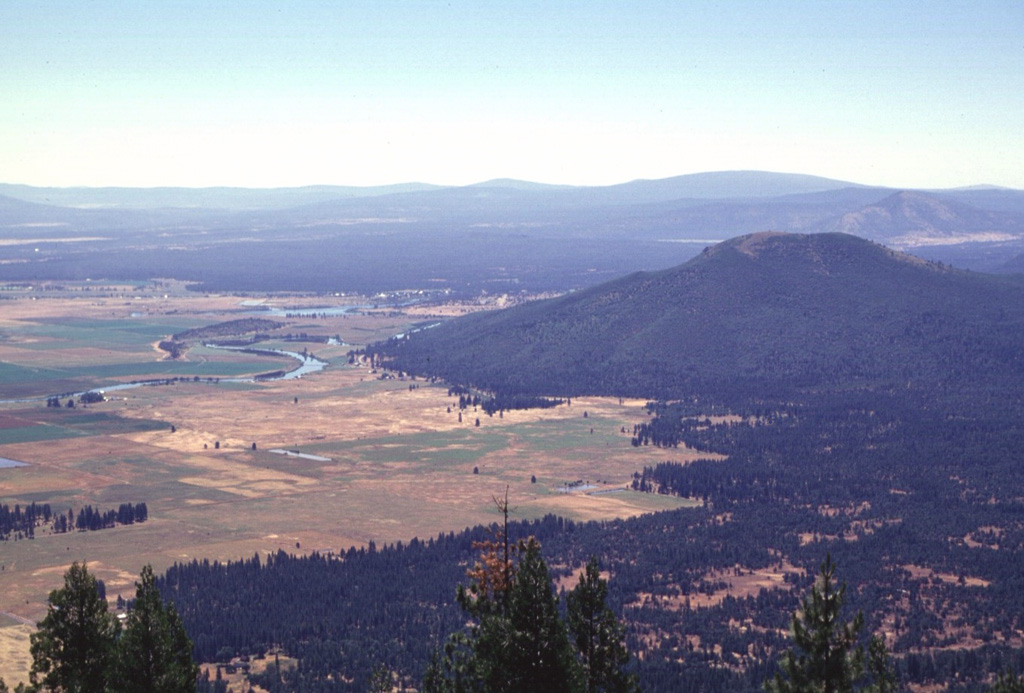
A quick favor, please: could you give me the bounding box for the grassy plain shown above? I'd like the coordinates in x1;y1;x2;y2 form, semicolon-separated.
0;284;705;686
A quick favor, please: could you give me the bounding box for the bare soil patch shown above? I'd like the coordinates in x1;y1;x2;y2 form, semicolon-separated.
903;564;990;588
629;560;803;612
0;624;33;687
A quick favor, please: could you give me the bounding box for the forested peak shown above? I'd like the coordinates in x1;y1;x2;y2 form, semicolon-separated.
720;230;794;257
586;232;962;316
696;231;939;275
714;230;879;256
373;231;1024;402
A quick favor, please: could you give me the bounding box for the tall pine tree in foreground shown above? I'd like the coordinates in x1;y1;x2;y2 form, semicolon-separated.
30;561;120;693
426;490;638;692
766;555;896;693
501;537;580;692
567;557;639;693
109;564;198;693
30;561;198;693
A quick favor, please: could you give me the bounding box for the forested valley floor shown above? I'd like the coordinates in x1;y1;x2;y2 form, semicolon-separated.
164;380;1024;692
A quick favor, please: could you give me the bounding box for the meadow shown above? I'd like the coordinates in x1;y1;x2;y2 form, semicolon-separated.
0;284;699;686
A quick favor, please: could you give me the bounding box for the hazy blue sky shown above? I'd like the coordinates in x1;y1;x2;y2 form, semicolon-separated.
2;1;1022;189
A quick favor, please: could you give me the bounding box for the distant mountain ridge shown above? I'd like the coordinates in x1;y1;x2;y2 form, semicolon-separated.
824;190;1024;246
373;232;1024;402
0;171;976;211
3;172;1024;291
3;172;1022;236
590;170;862;203
0;171;858;214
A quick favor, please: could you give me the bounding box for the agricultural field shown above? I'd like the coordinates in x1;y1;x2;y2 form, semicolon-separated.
0;283;700;686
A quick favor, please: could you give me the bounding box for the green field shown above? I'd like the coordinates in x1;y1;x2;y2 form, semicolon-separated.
0;312;300;397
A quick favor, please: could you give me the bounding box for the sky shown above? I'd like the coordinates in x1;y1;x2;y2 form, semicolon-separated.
2;1;1022;190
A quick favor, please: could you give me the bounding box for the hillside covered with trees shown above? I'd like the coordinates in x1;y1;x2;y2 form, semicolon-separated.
369;232;1024;405
153;233;1024;691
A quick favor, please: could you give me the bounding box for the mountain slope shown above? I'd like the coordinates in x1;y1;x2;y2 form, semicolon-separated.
998;250;1024;274
938;187;1024;214
374;232;1024;402
0;193;82;228
824;191;1024;246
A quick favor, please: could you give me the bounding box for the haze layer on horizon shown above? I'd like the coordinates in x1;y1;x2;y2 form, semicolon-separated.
2;1;1022;190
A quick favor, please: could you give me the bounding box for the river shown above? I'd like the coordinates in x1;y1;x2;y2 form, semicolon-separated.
0;345;328;405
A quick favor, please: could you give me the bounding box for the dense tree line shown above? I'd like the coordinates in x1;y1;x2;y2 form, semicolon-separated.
1;502;146;540
47;502;148;534
278;332;339;343
172;318;283;342
479;394;564;416
440;387;564;416
0;502;51;540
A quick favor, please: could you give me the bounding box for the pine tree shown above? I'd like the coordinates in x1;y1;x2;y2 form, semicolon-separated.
499;537;580;692
30;561;120;693
865;634;897;693
427;490;583;692
109;565;199;693
426;490;518;693
767;554;896;693
457;489;517;622
991;670;1024;692
367;663;393;693
567;557;638;693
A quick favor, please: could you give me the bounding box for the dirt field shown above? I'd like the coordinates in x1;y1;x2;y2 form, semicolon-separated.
628;559;803;613
0;286;707;686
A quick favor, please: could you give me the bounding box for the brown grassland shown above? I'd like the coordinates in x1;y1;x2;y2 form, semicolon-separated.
0;284;705;686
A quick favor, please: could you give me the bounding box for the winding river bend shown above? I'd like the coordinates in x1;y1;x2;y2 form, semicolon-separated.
1;345;328;405
203;344;328;381
94;345;328;395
